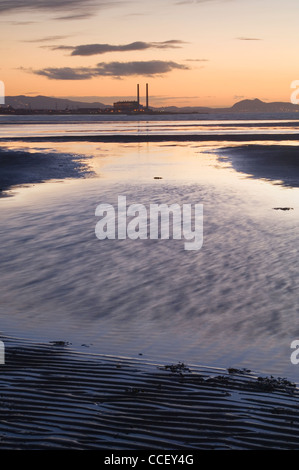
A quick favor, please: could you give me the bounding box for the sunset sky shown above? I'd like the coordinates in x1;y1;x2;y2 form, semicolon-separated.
0;0;298;107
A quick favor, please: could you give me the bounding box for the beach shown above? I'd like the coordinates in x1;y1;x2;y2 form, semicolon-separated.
2;0;299;452
0;116;299;450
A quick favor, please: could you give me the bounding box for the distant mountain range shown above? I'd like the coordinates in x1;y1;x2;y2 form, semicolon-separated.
1;96;299;114
3;95;109;110
160;99;299;114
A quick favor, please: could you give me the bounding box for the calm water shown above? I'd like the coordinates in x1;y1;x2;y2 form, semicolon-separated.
0;117;299;381
1;114;299;138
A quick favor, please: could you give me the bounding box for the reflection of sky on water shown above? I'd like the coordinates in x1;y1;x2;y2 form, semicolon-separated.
0;140;299;381
1;116;299;138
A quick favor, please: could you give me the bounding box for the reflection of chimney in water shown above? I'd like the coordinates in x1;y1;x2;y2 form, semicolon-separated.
137;84;140;106
146;83;149;109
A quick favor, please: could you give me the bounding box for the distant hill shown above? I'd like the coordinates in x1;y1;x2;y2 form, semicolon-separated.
3;95;109;110
160;99;299;114
230;98;299;113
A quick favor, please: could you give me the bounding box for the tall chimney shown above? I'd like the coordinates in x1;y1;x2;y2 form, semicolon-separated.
137;84;140;106
146;83;149;109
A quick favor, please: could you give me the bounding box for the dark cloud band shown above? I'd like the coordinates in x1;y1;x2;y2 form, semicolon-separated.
50;40;186;56
0;0;124;19
236;37;262;41
34;61;190;80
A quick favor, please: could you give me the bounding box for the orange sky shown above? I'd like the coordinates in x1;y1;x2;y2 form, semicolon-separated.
0;0;298;107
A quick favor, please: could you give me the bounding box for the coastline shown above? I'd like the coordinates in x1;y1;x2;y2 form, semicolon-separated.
0;147;93;194
1;133;299;143
215;144;299;187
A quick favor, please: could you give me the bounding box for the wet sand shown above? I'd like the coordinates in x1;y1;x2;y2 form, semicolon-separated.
1;335;299;450
1;133;299;143
0;147;93;194
217;144;299;188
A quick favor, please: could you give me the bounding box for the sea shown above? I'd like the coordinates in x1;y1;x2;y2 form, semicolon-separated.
0;113;299;381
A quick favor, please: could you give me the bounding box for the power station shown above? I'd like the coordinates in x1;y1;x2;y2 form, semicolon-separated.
113;83;150;113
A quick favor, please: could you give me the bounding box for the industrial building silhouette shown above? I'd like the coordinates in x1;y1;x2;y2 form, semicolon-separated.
113;83;149;113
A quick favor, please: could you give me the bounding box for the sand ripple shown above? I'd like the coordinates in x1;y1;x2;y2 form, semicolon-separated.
0;336;299;450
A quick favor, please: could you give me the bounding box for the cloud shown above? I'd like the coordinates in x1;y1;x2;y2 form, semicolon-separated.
0;0;125;19
46;45;74;51
175;0;232;4
184;58;209;62
55;12;94;20
34;67;94;80
6;20;37;25
34;61;190;80
122;12;149;17
152;95;200;101
49;40;186;56
25;35;72;43
236;37;262;41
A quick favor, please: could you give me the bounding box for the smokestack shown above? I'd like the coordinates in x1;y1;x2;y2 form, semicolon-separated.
146;83;149;109
137;84;140;106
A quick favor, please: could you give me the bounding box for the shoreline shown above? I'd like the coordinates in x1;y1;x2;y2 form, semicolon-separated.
1;133;299;143
214;143;299;187
1;334;299;450
0;147;93;194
